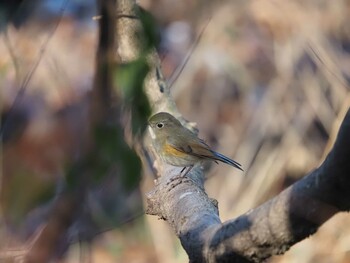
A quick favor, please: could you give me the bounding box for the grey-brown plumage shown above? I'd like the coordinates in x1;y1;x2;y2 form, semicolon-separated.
148;112;243;176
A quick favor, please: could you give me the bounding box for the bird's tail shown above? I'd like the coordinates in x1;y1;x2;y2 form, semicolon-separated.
213;151;243;171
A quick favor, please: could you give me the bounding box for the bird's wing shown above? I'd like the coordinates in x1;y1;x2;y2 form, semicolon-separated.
167;135;243;170
166;135;215;158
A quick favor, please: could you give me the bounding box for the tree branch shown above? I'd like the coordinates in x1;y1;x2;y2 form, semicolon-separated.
116;0;179;115
146;109;350;262
116;0;350;262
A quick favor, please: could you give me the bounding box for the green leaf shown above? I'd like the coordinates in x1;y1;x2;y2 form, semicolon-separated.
115;57;151;136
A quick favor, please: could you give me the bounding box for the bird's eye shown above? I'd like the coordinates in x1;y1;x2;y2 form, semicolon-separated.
157;122;164;129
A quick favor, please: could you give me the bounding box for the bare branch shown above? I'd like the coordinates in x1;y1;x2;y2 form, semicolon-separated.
116;0;179;115
116;0;350;262
146;108;350;262
0;0;69;139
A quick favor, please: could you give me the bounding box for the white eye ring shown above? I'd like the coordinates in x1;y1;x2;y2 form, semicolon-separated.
156;122;164;129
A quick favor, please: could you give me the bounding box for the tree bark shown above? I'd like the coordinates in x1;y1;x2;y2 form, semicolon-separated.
116;0;350;262
146;108;350;262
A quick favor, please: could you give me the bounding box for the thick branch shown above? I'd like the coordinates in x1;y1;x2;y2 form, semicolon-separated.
146;108;350;262
24;1;119;262
116;0;350;262
116;0;178;115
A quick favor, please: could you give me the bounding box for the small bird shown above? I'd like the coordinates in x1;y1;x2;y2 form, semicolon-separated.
148;112;243;177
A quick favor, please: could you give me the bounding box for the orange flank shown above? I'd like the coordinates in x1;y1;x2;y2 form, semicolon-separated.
163;143;187;158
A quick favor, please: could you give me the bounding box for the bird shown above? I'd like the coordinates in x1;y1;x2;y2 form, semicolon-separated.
148;112;243;177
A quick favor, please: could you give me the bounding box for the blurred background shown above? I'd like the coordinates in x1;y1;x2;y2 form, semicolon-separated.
1;0;350;262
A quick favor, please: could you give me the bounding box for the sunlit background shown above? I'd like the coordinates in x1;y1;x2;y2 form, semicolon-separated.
1;0;350;262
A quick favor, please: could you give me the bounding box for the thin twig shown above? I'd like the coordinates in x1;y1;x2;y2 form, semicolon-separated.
2;29;21;83
307;41;349;90
0;224;46;261
0;2;69;259
0;0;70;139
167;17;212;89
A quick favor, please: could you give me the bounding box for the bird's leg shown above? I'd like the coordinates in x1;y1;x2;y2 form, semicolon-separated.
181;165;193;177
